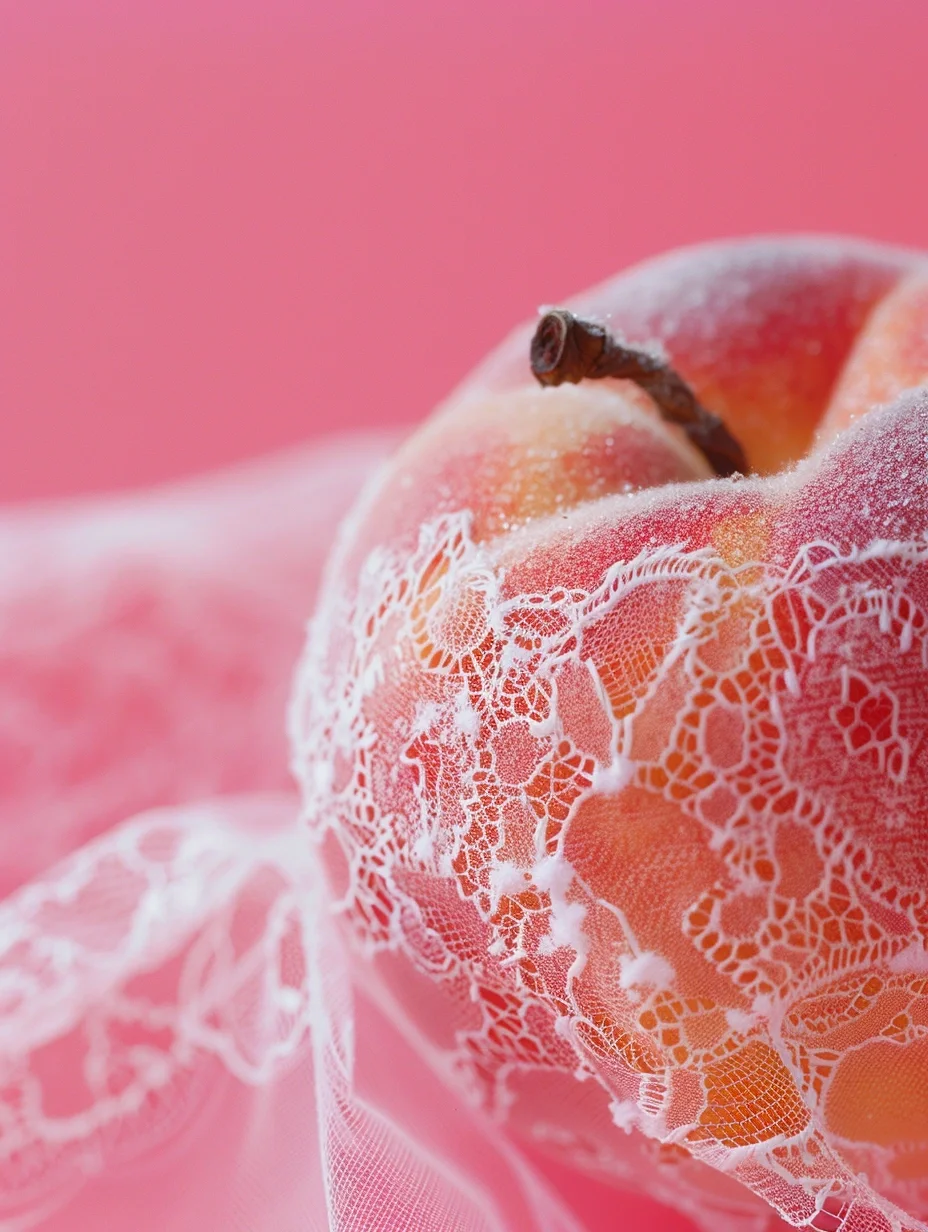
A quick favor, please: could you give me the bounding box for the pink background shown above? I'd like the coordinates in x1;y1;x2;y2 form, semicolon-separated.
3;0;928;503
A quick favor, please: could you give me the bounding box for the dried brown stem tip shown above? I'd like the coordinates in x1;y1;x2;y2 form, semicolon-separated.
530;309;748;478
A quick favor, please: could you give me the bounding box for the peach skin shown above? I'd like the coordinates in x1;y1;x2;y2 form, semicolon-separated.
292;237;928;1232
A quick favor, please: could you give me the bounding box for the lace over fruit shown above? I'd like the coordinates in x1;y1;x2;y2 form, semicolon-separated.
292;237;928;1232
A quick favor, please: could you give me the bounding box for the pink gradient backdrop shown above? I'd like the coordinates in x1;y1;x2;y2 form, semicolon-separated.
3;0;928;503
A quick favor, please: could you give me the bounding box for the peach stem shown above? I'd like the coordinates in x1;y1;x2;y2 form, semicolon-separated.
530;309;749;477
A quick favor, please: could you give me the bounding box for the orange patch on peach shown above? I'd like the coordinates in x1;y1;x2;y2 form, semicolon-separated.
820;271;928;443
827;1037;928;1146
711;512;770;569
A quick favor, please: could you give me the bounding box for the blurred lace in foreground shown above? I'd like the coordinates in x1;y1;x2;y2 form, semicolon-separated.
0;437;613;1232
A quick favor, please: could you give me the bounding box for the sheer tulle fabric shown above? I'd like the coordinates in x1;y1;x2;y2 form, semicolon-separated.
0;439;612;1232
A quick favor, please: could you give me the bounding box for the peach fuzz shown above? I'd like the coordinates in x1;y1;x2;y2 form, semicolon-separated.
292;237;928;1232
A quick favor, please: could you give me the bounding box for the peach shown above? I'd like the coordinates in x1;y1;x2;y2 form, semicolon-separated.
292;237;928;1231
